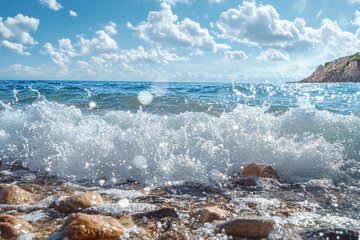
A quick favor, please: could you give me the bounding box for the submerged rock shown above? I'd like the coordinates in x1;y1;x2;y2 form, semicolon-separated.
56;213;125;240
192;206;228;223
216;217;275;238
0;184;36;205
0;215;33;239
134;207;179;221
301;228;359;240
242;163;278;179
57;192;103;212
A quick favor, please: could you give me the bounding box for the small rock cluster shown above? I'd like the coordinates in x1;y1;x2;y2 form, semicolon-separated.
0;163;359;239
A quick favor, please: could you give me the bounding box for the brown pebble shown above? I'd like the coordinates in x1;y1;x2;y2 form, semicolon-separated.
58;192;103;212
134;207;179;221
0;184;36;205
57;213;125;240
217;217;276;238
0;215;33;239
242;163;278;179
192;206;228;223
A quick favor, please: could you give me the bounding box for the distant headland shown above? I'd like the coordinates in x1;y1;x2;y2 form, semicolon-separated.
299;53;360;83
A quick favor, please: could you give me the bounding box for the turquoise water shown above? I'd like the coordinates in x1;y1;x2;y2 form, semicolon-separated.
0;80;360;187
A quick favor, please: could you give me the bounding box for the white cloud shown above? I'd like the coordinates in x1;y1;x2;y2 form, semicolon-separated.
2;40;30;55
316;10;323;19
121;46;187;65
157;0;191;6
0;14;39;45
41;43;70;67
78;30;118;54
217;1;360;54
59;38;78;57
225;50;248;61
256;48;290;61
39;0;63;11
351;10;360;26
349;0;360;3
209;0;224;3
128;3;229;52
104;22;117;35
69;10;78;17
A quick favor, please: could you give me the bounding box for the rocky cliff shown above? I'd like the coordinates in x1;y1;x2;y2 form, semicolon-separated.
300;53;360;83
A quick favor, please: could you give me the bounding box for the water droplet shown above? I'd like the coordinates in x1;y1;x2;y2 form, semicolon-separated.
137;91;153;105
89;102;96;109
133;155;148;169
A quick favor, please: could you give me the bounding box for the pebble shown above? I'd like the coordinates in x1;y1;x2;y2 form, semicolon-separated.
216;217;276;238
242;163;278;179
55;212;125;240
57;191;103;212
192;206;228;223
0;215;33;239
0;184;36;205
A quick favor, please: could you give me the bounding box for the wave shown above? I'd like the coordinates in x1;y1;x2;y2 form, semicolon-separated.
0;100;359;186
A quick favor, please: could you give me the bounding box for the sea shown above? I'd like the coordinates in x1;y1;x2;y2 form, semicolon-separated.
0;80;360;237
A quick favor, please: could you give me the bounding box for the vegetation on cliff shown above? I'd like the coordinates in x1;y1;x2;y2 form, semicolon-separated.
300;53;360;83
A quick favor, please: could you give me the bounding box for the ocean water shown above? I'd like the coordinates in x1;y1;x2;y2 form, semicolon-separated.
0;80;360;186
1;80;360;234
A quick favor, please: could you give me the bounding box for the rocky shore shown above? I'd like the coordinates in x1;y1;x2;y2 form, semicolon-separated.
300;53;360;83
0;163;359;239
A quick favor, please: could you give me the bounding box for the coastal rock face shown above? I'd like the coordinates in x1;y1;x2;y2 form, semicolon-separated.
0;184;36;205
57;213;125;240
242;163;278;179
301;53;360;82
58;192;103;212
0;215;33;239
216;217;276;238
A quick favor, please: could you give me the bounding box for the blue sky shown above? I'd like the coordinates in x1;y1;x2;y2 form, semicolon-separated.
1;0;360;82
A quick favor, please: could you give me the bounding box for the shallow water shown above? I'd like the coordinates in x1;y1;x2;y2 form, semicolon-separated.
0;80;360;238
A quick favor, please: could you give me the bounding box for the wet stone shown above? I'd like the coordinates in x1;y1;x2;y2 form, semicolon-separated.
192;206;228;223
0;184;36;205
57;191;103;212
0;215;34;239
242;163;279;179
216;217;276;238
134;207;179;221
301;228;359;240
55;213;125;240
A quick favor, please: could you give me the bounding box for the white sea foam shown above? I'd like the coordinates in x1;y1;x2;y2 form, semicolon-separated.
0;100;359;185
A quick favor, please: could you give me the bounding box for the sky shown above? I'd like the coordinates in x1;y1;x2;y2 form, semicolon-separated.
1;0;360;83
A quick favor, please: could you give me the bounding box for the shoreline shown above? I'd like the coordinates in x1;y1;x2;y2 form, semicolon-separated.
0;163;359;239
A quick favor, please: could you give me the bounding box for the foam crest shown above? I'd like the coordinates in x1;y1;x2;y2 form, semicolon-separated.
0;100;359;185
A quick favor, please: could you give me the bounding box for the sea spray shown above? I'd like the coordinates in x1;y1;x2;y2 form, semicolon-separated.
0;99;357;185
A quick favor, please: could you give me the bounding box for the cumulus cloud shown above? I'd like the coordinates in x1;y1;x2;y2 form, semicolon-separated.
78;30;118;54
0;14;39;45
349;0;360;3
209;0;224;3
41;43;70;67
104;22;117;35
69;10;77;17
225;50;248;61
256;48;290;61
38;0;63;11
351;10;360;26
120;46;187;65
2;40;30;55
217;1;360;54
128;3;229;52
